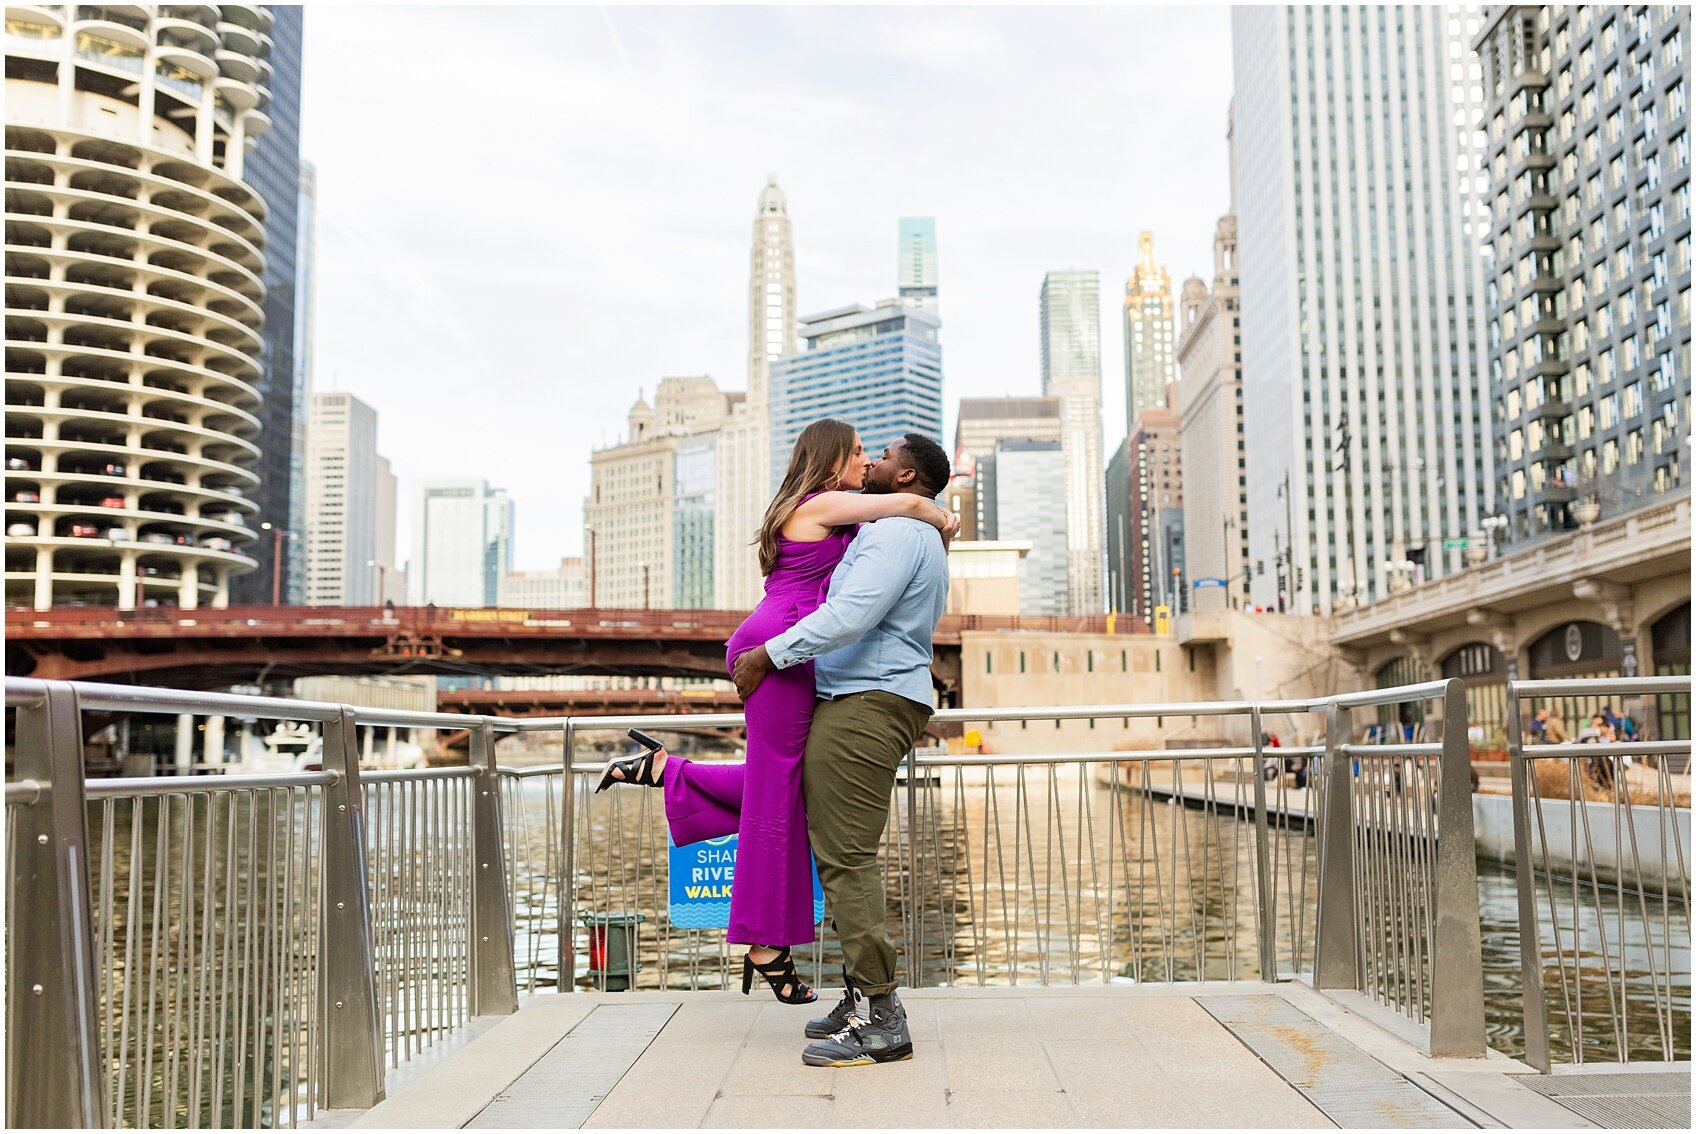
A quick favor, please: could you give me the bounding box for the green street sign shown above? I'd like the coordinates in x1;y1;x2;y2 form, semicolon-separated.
1442;537;1470;550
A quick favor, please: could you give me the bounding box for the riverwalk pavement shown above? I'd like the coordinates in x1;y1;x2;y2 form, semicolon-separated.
303;982;1676;1129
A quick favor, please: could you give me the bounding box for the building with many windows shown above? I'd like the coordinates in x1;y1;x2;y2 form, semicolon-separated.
951;396;1063;476
4;5;281;610
1122;231;1177;435
499;557;586;609
714;176;796;610
768;301;944;489
1107;410;1184;619
409;479;513;607
976;439;1069;617
303;392;393;606
1038;271;1105;615
1473;4;1690;545
587;378;730;609
1178;190;1249;610
897;216;938;315
229;4;303;606
1233;6;1494;613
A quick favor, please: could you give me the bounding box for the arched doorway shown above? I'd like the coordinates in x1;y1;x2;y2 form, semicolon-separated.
1650;603;1690;743
1441;643;1508;748
1373;656;1430;739
1527;620;1624;738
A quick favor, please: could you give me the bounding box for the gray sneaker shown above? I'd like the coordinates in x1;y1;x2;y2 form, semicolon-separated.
801;994;912;1067
804;972;865;1039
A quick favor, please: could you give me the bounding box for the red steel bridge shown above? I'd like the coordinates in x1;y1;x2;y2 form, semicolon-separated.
5;605;1141;696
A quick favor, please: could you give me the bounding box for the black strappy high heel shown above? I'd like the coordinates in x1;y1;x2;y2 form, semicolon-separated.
741;946;816;1004
594;747;663;793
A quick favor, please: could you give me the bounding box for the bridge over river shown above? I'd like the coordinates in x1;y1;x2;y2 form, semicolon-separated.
5;674;1689;1129
4;604;1141;691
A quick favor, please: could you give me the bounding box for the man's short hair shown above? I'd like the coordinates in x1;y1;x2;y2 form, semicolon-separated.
899;433;951;494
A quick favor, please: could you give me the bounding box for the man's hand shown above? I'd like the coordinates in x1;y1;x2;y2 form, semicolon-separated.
732;644;774;701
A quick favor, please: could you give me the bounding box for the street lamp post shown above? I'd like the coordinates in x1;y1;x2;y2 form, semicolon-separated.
585;526;597;609
366;559;389;605
258;522;293;606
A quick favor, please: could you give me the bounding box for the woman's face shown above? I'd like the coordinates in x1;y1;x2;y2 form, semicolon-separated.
834;432;871;490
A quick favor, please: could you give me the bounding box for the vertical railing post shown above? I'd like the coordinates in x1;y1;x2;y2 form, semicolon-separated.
318;708;384;1109
558;718;576;986
1313;701;1359;989
468;720;518;1015
1506;683;1552;1071
1429;679;1487;1057
7;680;106;1129
1249;706;1279;981
905;746;920;989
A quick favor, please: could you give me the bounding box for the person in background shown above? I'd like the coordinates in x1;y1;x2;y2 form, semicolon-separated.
1544;709;1570;744
1529;708;1550;743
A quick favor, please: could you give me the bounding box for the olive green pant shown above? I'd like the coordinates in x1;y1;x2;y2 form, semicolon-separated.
802;690;933;997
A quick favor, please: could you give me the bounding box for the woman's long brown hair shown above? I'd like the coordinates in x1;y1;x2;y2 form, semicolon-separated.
755;418;857;576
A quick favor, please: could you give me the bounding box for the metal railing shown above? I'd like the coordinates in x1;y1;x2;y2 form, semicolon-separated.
1506;675;1693;1072
1312;680;1487;1058
4;681;517;1128
17;672;1681;1126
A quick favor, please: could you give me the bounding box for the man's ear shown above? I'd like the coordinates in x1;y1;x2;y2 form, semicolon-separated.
895;463;917;486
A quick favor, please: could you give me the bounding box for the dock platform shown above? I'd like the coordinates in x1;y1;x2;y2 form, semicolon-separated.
307;983;1688;1129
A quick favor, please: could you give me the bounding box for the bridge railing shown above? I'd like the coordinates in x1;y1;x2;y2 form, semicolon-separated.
1505;675;1693;1072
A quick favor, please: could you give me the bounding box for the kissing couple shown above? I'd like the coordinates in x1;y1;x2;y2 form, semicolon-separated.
599;418;958;1067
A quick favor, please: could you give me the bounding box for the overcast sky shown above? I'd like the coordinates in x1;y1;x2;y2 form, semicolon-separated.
300;5;1234;570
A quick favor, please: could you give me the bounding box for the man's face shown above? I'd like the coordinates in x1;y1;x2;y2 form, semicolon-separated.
863;440;912;495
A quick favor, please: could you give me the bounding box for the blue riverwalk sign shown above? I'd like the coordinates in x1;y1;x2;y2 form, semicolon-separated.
667;833;826;929
1192;577;1227;588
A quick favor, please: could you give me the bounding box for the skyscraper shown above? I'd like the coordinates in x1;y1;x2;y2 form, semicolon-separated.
1038;271;1106;615
715;176;796;609
410;481;514;607
4;6;276;610
1120;409;1185;619
982;440;1069;617
1123;231;1178;432
897;217;939;314
1233;6;1493;613
588;378;730;609
768;302;945;485
952;397;1064;476
287;160;318;605
304;393;390;606
230;4;305;606
1177;145;1249;610
1474;5;1691;545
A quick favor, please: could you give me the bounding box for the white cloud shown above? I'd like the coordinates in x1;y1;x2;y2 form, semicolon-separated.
301;5;1233;570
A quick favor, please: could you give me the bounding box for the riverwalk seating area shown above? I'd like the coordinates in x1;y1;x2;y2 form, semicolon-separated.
4;675;1691;1129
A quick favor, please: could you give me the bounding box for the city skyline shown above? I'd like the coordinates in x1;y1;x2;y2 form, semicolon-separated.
299;6;1234;570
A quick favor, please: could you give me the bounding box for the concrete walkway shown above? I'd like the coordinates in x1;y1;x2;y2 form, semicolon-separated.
315;983;1607;1129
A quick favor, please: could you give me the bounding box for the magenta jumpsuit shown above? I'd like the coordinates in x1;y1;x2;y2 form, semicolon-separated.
662;501;856;947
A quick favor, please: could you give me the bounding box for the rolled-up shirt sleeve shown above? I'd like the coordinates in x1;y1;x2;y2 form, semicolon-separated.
766;523;920;669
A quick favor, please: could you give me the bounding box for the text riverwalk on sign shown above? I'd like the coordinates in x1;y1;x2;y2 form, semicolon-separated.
1442;537;1471;550
667;833;826;929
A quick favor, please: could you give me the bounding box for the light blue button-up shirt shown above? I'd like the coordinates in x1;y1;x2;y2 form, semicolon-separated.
764;516;949;709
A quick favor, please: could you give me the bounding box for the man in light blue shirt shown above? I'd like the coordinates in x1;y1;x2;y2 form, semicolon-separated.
731;434;952;1068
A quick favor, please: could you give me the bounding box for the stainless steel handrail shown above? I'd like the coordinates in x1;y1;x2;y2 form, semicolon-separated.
1506;675;1692;1072
18;671;1682;1125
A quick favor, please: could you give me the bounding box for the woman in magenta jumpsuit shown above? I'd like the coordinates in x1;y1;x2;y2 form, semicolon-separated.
597;419;956;1002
